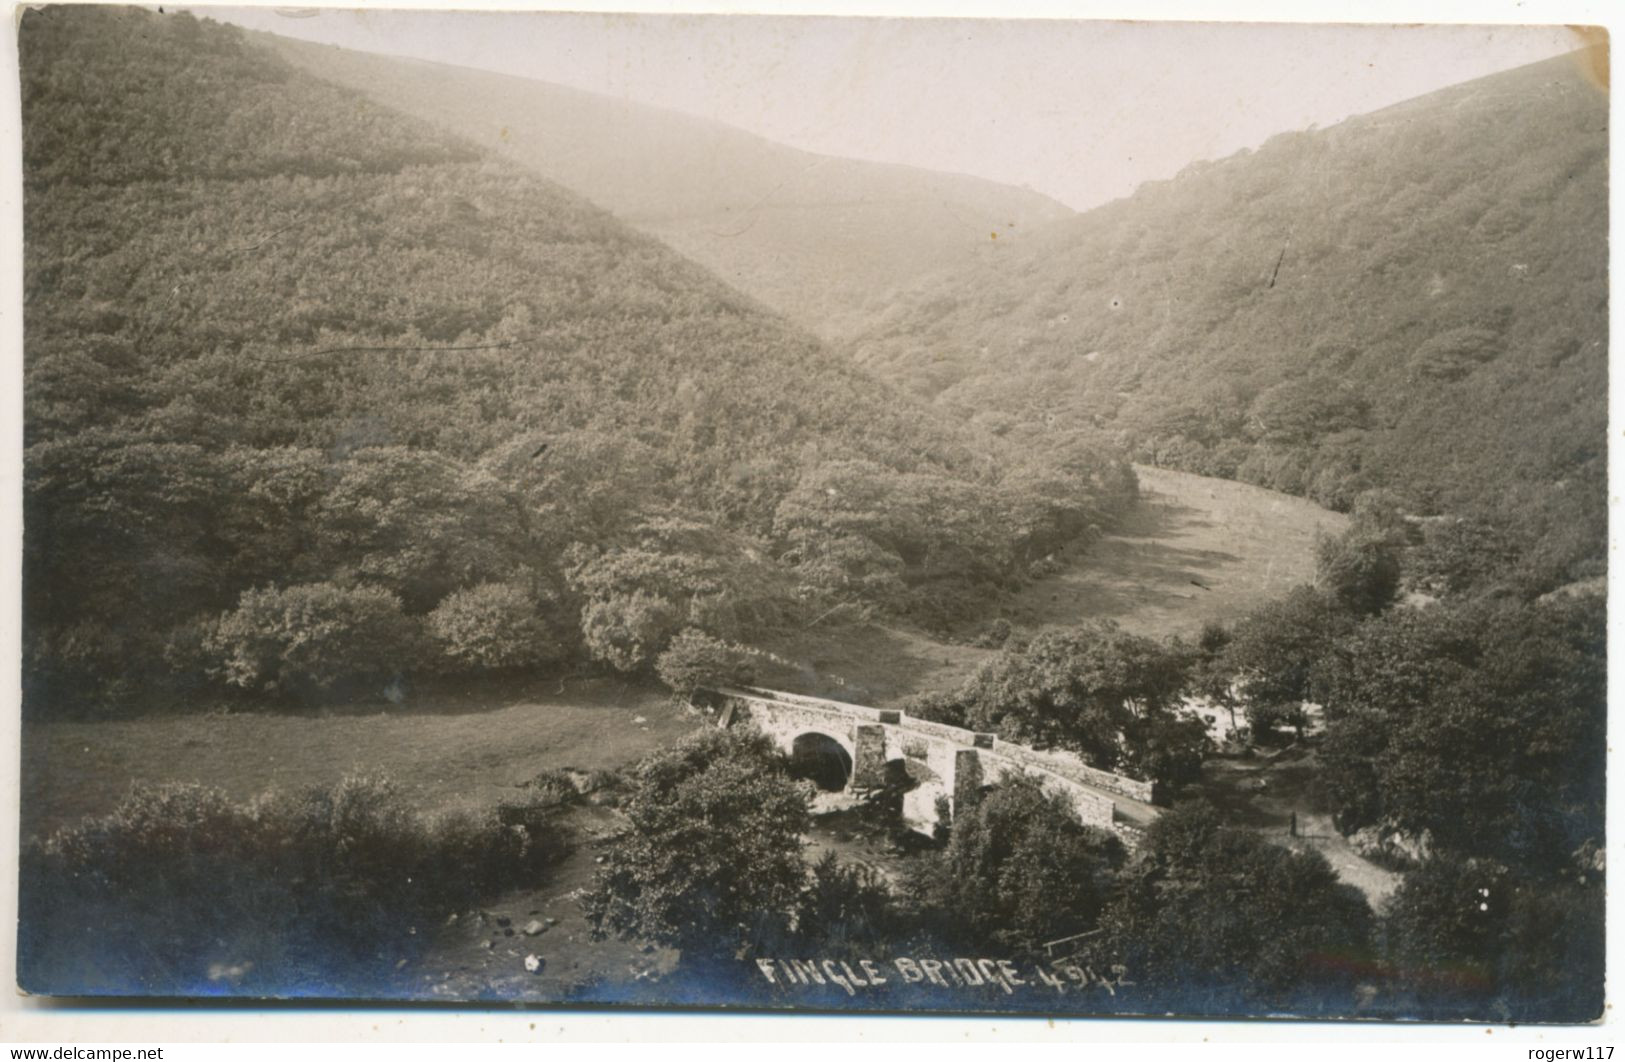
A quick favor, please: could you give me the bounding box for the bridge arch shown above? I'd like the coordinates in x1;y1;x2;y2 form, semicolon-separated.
789;731;853;791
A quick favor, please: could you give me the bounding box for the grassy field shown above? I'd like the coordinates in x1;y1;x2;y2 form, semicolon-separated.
19;675;697;841
751;464;1348;705
1004;465;1348;641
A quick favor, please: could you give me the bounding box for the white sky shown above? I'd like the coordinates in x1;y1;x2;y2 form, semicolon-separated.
193;5;1584;210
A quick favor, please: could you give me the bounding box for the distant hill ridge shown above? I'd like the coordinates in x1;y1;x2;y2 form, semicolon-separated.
256;31;1075;337
844;48;1608;593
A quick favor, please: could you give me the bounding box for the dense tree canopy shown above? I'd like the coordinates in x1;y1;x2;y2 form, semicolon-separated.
1099;803;1374;1011
911;622;1209;792
1314;595;1605;870
1382;854;1603;1022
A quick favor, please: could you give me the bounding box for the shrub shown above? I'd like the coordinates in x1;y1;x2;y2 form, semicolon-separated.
898;689;969;728
427;582;559;672
18;773;567;996
205;582;420;699
1382;856;1604;1021
653;628;757;696
1099;802;1374;1010
976;617;1013;648
1412;326;1503;382
582;727;810;967
501;768;585;826
794;851;903;957
578;590;684;673
22;621;153;714
912;775;1124;955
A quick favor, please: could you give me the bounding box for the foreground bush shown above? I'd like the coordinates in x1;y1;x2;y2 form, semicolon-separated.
18;774;568;996
1382;855;1604;1021
911;775;1124;955
583;728;810;966
1098;802;1374;1014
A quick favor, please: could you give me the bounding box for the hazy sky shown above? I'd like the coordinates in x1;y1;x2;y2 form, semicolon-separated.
199;7;1580;210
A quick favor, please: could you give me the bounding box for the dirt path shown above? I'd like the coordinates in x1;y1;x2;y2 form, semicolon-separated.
1191;746;1400;907
395;803;679;1003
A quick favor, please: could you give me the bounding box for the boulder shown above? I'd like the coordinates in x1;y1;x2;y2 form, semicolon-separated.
1349;821;1435;867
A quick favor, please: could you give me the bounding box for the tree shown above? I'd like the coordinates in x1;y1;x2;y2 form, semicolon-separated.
957;621;1194;781
654;629;758;697
426;582;563;672
1312;604;1483;834
1099;802;1373;1009
581;728;811;966
1382;856;1603;1021
1222;586;1355;739
1407;516;1524;598
1315;596;1604;868
1120;707;1212;794
912;774;1124;955
1247;375;1371;447
204;582;420;700
567;515;801;671
1314;525;1401;616
577;592;684;673
311;447;521;614
1188;621;1241;733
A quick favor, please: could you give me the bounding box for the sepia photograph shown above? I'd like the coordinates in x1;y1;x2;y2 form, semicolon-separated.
10;2;1610;1026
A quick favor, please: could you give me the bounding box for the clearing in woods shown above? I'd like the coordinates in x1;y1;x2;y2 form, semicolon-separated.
751;465;1349;704
19;676;694;840
1006;465;1348;640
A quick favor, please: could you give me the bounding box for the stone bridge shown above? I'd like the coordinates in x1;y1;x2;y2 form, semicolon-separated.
692;686;1159;843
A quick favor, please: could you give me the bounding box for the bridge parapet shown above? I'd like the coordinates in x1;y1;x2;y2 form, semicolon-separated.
991;742;1156;804
730;687;890;722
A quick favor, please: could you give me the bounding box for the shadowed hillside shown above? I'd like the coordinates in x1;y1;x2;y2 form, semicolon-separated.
848;49;1608;594
21;6;1132;713
255;31;1075;338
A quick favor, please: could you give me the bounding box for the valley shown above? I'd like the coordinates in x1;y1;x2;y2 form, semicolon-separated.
14;7;1607;1024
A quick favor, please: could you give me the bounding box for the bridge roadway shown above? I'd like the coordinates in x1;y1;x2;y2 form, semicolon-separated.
693;685;1159;843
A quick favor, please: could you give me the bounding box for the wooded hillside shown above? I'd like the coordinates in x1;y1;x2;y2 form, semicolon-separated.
21;6;1132;712
848;50;1608;593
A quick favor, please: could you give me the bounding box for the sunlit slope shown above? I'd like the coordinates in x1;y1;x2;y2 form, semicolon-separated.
259;31;1075;337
